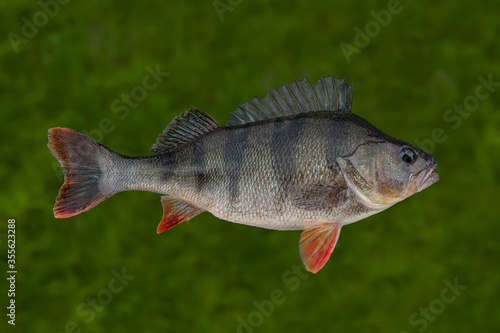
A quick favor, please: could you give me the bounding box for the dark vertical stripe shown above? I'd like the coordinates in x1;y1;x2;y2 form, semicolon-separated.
159;153;176;182
224;127;250;205
194;139;207;191
326;116;348;170
271;117;306;182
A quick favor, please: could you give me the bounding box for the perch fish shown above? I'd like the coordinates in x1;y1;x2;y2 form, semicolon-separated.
48;76;439;273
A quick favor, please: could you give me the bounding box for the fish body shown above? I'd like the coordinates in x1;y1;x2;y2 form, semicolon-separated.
48;76;439;273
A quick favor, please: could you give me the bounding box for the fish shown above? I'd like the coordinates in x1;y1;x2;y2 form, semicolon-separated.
48;75;439;273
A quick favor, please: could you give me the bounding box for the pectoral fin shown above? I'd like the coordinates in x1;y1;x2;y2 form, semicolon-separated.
157;196;204;234
336;156;373;196
299;223;342;273
290;184;348;210
336;156;386;209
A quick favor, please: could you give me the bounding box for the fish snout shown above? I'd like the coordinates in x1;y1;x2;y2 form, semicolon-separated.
418;158;439;191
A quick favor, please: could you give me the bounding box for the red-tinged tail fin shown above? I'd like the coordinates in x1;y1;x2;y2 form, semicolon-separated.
157;196;204;233
48;128;116;218
299;223;342;274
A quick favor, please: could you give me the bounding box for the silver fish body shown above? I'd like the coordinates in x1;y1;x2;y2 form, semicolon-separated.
48;76;439;273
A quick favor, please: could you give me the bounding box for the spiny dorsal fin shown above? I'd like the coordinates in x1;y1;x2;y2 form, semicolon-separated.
227;75;353;126
151;108;221;154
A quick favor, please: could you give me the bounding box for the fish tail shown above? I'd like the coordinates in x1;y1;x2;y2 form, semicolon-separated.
48;128;117;218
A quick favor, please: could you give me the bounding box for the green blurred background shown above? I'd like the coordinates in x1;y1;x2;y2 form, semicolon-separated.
1;0;499;332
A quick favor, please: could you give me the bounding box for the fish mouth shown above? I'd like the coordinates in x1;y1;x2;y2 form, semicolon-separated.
412;160;440;193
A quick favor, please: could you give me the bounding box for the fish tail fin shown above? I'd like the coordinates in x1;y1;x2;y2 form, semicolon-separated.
48;127;117;218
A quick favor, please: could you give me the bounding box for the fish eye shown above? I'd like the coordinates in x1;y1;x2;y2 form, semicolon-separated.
400;147;417;165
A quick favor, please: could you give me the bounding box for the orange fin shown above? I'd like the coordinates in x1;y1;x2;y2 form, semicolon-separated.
157;196;204;234
299;223;342;273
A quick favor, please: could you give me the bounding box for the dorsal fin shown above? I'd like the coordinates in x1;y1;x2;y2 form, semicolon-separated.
227;75;353;126
151;108;221;154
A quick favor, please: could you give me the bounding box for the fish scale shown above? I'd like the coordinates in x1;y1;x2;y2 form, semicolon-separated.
48;75;439;273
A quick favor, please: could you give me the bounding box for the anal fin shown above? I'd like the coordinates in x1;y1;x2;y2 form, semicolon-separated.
299;223;342;273
157;196;204;234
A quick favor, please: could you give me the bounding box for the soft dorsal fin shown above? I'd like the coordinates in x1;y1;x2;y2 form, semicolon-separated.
151;108;221;153
227;75;353;126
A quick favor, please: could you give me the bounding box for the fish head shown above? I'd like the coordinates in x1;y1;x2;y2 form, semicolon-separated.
337;140;439;209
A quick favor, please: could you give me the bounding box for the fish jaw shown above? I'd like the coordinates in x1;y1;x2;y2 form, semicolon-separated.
411;159;440;194
420;170;440;192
